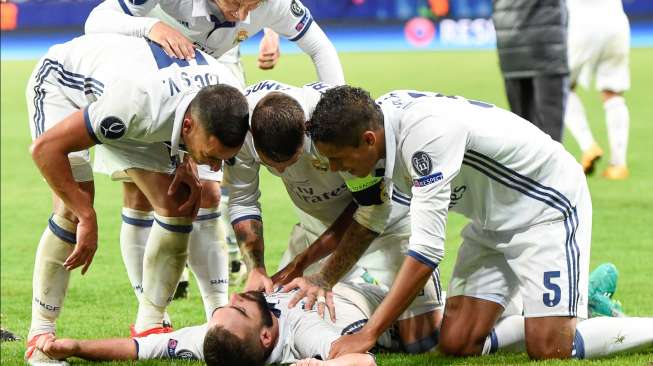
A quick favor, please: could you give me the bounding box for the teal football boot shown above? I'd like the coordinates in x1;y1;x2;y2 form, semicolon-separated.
588;263;624;317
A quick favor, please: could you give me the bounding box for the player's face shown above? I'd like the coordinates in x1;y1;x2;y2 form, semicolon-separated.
210;291;274;336
315;140;378;177
256;144;304;174
185;123;241;172
215;0;262;22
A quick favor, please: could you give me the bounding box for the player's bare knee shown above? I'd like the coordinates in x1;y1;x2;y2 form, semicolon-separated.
525;318;575;359
122;182;153;210
52;181;94;222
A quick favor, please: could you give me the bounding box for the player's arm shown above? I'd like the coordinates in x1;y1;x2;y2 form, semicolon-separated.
85;0;195;60
283;176;391;319
272;201;357;286
223;144;273;292
267;0;344;85
37;335;137;361
30;109;98;273
330;114;468;357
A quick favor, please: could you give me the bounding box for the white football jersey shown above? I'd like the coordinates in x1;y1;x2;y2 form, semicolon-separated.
85;0;344;84
567;0;626;23
224;80;408;232
372;91;584;268
135;286;386;363
40;34;242;155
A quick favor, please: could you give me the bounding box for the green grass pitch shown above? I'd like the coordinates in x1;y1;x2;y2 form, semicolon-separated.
2;48;652;365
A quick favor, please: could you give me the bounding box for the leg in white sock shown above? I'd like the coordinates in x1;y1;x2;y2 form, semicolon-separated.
188;208;230;320
29;214;76;340
136;214;192;332
574;317;653;359
565;91;597;152
119;208;153;301
481;315;526;355
603;95;630;166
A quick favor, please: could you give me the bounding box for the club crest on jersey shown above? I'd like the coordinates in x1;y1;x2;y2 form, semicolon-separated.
99;117;126;139
311;158;329;171
233;29;249;45
290;0;305;17
411;151;432;176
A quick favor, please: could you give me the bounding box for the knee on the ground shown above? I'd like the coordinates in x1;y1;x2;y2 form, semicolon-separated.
438;327;486;356
525;326;573;359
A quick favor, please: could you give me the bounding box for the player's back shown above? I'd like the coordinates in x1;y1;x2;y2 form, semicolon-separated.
379;91;584;230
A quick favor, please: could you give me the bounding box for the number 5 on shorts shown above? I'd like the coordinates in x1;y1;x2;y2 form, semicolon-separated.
543;271;561;307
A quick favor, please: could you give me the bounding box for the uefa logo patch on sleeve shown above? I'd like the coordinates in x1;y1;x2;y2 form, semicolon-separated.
290;0;305;17
99;116;126;139
411;151;432;176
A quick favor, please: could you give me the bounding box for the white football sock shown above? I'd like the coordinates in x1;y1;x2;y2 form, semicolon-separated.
574;317;653;359
604;96;630;166
481;315;525;355
135;214;192;332
29;214;76;339
565;92;596;152
188;208;229;320
120;208;153;301
218;188;240;261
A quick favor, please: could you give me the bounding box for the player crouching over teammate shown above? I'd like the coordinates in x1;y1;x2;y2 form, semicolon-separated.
25;34;250;365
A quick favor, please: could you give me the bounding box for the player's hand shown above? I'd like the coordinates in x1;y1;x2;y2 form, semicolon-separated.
282;274;336;321
258;29;280;70
328;330;376;359
291;358;326;366
149;21;196;60
244;267;274;293
169;158;202;219
271;255;306;287
63;213;98;275
37;334;80;360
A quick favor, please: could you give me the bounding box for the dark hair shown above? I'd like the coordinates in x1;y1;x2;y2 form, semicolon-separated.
203;291;274;366
307;85;383;148
203;325;266;366
251;92;305;163
191;84;249;148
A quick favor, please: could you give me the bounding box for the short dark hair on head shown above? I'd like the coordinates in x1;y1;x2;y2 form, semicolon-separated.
251;92;305;163
203;325;266;366
191;84;249;148
307;85;383;148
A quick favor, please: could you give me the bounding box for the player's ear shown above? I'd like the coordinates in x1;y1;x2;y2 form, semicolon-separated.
362;130;376;147
182;117;194;136
260;327;274;349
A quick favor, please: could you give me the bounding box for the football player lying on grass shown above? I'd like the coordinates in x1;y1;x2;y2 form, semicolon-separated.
32;281;441;366
33;280;653;365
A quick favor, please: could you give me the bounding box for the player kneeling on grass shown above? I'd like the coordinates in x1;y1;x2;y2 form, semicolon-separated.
29;281;447;365
25;33;249;365
300;85;598;360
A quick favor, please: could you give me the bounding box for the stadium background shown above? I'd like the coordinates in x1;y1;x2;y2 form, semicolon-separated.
1;0;652;365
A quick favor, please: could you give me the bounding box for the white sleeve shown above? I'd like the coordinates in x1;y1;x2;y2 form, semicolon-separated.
85;0;161;38
402;115;468;269
135;325;206;360
264;0;344;85
223;136;263;224
295;23;345;85
84;80;149;144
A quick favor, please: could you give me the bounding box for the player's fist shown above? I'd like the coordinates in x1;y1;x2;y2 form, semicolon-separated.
149;21;196;61
258;29;280;70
